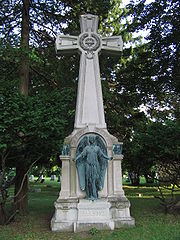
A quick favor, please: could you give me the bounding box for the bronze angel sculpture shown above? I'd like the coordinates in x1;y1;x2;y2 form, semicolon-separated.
75;134;112;200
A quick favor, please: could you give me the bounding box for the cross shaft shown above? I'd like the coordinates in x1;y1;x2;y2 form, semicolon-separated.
55;14;123;129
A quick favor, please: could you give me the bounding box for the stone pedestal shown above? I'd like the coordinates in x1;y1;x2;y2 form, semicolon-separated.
75;199;114;232
51;197;134;232
51;127;135;232
51;198;78;232
109;196;135;228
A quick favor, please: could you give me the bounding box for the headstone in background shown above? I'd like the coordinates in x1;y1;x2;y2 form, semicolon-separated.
34;188;41;193
40;175;45;183
29;175;34;181
51;175;56;181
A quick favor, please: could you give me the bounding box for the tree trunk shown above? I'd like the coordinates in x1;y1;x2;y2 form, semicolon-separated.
14;0;30;213
0;153;7;224
129;172;140;186
144;173;150;184
144;173;154;184
19;0;30;95
14;165;28;214
0;204;6;225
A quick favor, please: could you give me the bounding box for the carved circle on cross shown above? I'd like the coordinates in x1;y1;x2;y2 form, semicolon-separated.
79;33;101;53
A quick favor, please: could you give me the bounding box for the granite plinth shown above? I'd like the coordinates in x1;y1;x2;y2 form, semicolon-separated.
51;197;135;232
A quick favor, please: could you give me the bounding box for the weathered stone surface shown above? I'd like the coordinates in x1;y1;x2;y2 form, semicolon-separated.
77;199;111;221
55;14;122;129
74;222;114;232
51;198;135;232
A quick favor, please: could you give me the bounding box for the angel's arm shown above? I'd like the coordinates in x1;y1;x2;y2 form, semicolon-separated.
75;147;87;161
98;148;112;160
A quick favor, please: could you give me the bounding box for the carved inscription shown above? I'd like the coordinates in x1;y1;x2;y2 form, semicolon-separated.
78;208;110;222
79;209;107;218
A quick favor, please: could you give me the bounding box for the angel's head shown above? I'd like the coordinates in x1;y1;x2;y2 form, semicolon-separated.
89;135;95;145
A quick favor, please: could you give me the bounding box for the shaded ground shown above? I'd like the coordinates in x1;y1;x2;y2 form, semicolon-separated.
0;179;180;240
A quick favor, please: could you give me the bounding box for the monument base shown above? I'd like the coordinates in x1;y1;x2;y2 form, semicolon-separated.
51;197;135;232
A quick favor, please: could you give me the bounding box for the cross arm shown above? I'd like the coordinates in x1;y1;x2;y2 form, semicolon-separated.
101;36;123;56
55;35;79;55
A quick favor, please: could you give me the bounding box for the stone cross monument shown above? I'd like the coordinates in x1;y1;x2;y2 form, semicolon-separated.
51;14;135;232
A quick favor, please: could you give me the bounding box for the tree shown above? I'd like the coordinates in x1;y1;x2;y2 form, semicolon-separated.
0;0;114;216
126;0;180;119
123;119;180;186
99;0;179;189
0;77;75;223
14;0;30;213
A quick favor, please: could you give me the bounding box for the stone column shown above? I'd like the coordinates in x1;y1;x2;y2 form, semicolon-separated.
107;147;114;196
70;148;77;198
113;155;124;196
59;155;70;199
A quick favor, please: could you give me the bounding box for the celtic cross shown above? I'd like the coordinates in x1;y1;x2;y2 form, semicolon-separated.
55;14;123;129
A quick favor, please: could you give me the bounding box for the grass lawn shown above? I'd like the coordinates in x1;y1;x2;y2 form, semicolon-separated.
0;179;180;240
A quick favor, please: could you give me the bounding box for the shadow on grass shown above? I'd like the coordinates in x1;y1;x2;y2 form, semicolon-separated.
0;183;180;240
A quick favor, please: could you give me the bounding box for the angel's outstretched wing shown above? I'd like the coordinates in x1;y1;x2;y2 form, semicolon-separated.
98;155;108;190
76;136;88;191
96;136;108;190
96;135;107;154
76;160;85;191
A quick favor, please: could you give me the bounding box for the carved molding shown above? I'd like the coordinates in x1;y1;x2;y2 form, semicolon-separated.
64;127;121;149
79;33;101;52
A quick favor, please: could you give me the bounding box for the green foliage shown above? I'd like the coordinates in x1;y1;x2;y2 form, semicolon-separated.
126;0;180;116
0;0;112;43
123;119;180;185
0;79;75;168
99;0;179;147
89;227;99;235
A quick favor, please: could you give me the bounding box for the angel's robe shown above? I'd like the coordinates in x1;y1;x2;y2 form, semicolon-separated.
76;144;109;200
